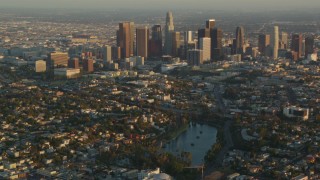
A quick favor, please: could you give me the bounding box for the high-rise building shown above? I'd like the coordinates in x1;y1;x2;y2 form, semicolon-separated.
272;26;279;59
258;34;270;55
103;45;112;64
164;11;174;55
117;22;134;58
47;52;69;69
136;27;149;58
184;31;193;44
291;34;303;59
187;49;203;66
280;32;288;49
199;37;211;61
130;22;135;57
235;26;245;54
151;25;162;40
83;59;94;73
198;28;210;48
172;32;180;57
305;36;314;58
68;58;79;69
206;19;216;30
210;28;223;60
149;25;162;57
111;46;121;60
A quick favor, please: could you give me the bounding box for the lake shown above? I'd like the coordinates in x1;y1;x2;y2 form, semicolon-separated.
165;122;217;166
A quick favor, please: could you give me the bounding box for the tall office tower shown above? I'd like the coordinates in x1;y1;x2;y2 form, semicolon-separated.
68;58;79;69
149;25;162;57
305;36;314;58
103;45;112;64
130;22;135;56
198;28;210;48
151;25;162;40
83;59;94;73
272;26;279;59
111;46;121;60
164;11;175;55
280;32;288;49
199;37;211;61
117;22;135;58
291;34;303;59
47;52;69;69
235;26;245;54
184;31;193;44
136;27;149;58
210;28;223;60
187;49;203;66
172;31;180;57
258;34;271;55
206;19;216;30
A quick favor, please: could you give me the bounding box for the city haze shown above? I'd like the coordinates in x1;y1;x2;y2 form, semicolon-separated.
1;0;320;11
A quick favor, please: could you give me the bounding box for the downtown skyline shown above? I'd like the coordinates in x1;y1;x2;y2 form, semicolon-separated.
0;2;320;179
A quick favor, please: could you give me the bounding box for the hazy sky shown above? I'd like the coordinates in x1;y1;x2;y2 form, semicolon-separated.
1;0;319;11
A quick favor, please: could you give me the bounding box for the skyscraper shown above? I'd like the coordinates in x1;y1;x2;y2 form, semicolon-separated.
199;37;211;61
210;28;223;60
136;27;149;58
272;26;279;59
184;31;193;44
111;46;121;60
235;26;245;54
130;22;135;57
187;49;203;66
206;19;215;30
172;31;180;57
280;32;288;49
117;22;135;58
103;45;112;64
258;34;270;55
198;28;210;48
291;34;303;59
164;11;174;55
305;36;314;58
149;25;162;57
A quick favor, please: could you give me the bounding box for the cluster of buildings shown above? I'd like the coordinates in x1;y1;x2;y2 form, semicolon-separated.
0;60;206;179
1;9;320;179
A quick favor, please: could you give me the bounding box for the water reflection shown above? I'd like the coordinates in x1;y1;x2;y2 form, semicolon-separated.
165;123;217;166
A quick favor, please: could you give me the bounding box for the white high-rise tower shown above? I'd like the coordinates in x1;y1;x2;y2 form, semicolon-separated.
199;37;211;61
164;11;174;55
272;26;279;59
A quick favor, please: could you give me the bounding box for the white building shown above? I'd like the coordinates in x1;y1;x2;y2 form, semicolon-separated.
283;106;309;121
54;68;80;79
307;53;318;61
199;37;211;62
35;60;46;72
184;31;193;44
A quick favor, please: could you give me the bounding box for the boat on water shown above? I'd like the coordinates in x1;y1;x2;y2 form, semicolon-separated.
200;131;203;134
190;143;194;146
